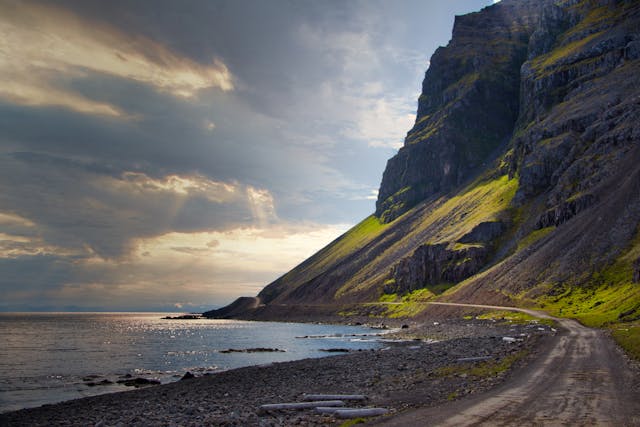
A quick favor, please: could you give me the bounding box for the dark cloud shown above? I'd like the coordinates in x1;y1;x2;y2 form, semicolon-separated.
0;0;494;310
0;152;258;258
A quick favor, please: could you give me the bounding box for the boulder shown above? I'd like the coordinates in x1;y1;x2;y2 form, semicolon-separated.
116;377;161;388
181;371;195;380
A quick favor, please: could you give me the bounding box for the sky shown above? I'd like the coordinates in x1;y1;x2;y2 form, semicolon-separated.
0;0;496;312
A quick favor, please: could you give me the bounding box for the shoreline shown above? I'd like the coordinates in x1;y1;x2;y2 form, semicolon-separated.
1;317;556;426
0;316;387;415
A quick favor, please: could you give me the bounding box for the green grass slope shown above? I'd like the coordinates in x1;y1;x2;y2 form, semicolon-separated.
211;0;640;360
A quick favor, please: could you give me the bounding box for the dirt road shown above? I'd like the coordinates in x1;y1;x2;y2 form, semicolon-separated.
373;302;640;426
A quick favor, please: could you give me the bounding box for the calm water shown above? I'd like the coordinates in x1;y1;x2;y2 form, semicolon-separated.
0;313;383;413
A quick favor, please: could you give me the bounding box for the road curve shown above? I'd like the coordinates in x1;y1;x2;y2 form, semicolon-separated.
373;302;640;426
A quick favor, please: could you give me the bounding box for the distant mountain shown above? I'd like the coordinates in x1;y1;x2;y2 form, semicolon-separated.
205;0;640;329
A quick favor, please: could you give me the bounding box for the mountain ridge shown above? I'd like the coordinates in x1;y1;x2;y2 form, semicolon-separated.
204;0;640;344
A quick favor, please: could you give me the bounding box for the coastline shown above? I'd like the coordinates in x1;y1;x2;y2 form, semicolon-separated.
1;318;555;426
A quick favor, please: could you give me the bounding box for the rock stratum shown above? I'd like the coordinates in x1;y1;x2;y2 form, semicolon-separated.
205;0;640;329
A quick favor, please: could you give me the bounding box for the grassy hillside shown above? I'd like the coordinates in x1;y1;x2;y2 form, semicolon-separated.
210;0;640;360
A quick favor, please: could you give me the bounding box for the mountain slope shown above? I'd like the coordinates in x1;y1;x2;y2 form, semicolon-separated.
205;0;640;333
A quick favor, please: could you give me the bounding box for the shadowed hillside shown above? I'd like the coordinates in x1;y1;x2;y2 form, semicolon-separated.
205;0;640;351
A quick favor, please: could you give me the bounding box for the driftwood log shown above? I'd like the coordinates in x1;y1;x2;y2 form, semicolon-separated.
259;400;345;411
315;406;342;414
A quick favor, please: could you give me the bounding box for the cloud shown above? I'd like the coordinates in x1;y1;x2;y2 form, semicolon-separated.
341;94;415;149
0;152;277;259
0;222;350;311
0;0;495;311
293;19;421;150
0;0;233;116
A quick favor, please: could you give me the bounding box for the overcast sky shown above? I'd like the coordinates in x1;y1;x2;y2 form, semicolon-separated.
0;0;494;312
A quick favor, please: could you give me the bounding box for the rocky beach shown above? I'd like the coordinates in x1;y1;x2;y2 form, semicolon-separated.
1;317;556;426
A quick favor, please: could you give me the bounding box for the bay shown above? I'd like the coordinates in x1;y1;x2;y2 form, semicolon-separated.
0;312;384;413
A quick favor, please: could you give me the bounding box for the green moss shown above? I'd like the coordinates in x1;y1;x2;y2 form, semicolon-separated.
337;175;517;300
536;233;640;328
539;282;640;327
476;310;555;327
611;322;640;361
426;175;518;244
379;292;398;303
561;3;628;42
378;187;413;223
408;71;482;146
531;31;603;73
321;215;389;274
436;350;528;379
426;283;457;295
339;418;367;427
379;288;437;318
415;113;432;125
453;242;485;251
517;227;555;252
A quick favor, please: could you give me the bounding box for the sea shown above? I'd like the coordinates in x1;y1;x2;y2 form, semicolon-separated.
0;312;385;413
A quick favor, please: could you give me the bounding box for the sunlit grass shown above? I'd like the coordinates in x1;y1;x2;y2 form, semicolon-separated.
435;350;528;379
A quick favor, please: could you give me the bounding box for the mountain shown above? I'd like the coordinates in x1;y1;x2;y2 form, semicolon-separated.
204;0;640;331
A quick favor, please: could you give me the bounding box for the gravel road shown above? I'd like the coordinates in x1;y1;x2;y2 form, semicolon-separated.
373;303;640;426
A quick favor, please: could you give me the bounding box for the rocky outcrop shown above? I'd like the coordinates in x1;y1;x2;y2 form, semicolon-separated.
207;0;640;320
386;243;488;294
375;0;552;222
458;221;507;244
513;0;640;218
535;194;596;228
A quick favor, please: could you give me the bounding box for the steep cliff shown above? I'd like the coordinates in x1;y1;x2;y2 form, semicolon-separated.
449;0;640;320
376;0;552;222
205;0;640;328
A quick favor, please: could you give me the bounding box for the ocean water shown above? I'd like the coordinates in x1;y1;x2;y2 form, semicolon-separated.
0;313;384;413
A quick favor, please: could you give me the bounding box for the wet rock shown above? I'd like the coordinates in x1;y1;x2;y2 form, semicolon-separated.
116;377;161;388
162;315;201;320
86;380;114;387
181;372;195;380
219;348;285;354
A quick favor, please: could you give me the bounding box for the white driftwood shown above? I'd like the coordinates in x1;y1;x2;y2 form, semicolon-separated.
303;394;367;401
259;400;345;411
315;407;342;414
334;408;389;418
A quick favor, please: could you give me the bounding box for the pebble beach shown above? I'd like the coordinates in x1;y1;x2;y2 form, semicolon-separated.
0;318;555;426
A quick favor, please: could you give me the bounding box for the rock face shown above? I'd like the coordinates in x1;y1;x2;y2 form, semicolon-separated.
208;0;640;320
375;0;552;222
386;243;488;295
513;0;640;209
